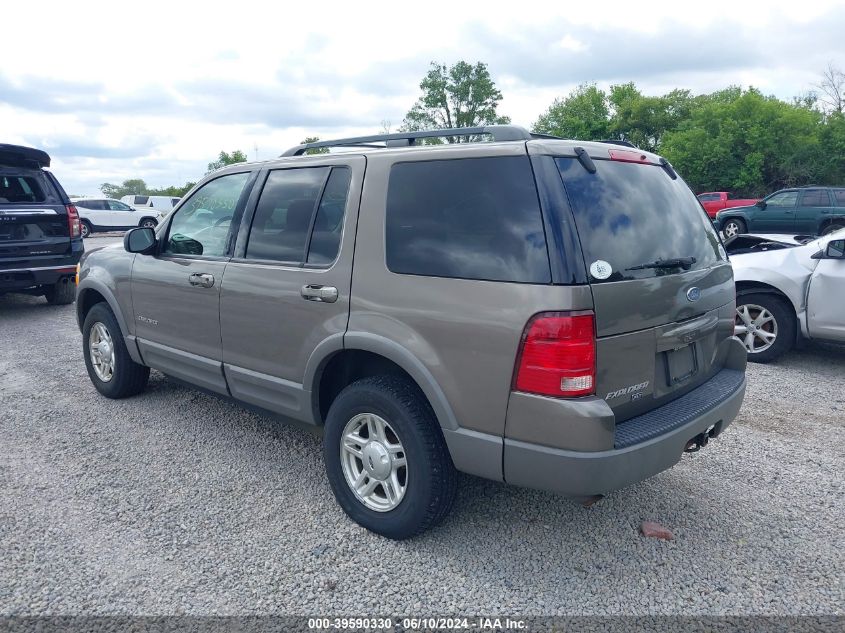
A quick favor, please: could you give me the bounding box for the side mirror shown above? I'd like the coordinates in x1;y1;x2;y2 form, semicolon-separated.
811;239;845;260
124;227;157;254
755;200;766;208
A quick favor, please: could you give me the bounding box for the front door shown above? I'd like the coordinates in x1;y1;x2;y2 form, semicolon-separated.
131;171;254;394
806;237;845;341
219;157;364;421
105;199;137;228
751;190;798;233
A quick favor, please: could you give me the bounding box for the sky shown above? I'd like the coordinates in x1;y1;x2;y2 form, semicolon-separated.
1;0;843;194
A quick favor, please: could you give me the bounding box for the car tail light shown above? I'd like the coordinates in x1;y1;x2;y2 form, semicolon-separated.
66;204;81;238
514;312;596;398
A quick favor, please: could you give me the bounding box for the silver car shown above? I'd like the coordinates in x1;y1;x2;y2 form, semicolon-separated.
726;229;845;361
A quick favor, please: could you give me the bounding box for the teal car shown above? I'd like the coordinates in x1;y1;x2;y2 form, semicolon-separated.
715;187;845;237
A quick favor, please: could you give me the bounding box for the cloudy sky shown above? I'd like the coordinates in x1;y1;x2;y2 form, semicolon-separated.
2;0;843;194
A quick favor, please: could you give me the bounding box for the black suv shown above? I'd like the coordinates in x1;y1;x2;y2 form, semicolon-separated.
0;144;82;304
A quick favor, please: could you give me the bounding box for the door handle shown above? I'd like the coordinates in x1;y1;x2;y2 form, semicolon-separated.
301;284;338;303
189;272;215;288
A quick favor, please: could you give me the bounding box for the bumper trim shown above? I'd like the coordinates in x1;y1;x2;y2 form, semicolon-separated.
503;374;746;497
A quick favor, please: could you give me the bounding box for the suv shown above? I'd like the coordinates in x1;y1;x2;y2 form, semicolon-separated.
120;194;179;216
714;187;845;237
71;197;160;238
1;144;82;305
76;126;747;539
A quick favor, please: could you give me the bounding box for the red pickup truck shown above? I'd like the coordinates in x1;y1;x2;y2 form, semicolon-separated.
697;192;760;218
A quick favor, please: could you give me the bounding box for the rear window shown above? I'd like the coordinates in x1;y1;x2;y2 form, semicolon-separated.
0;175;47;203
385;156;551;283
832;190;845;207
556;158;722;283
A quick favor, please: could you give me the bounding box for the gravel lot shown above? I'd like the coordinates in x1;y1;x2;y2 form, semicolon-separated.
1;256;843;616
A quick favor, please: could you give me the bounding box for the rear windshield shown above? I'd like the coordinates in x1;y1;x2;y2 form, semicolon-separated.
0;174;47;204
556;158;723;283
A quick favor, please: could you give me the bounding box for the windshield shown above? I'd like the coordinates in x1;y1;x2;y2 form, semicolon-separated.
556;158;724;283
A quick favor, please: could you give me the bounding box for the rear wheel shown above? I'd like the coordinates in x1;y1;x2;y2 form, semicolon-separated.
734;292;796;363
80;220;92;238
140;218;158;229
822;222;844;236
83;302;149;398
44;278;75;305
722;218;746;238
323;376;457;540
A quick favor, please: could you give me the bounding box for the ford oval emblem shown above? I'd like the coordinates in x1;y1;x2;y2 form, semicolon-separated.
686;287;701;302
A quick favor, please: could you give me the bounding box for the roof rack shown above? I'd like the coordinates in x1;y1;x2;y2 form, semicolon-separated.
281;125;554;157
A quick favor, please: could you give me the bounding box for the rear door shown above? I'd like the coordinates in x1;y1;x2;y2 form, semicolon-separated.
752;191;798;233
219;157;363;420
0;169;70;269
76;199;109;227
131;171;254;394
554;154;734;422
795;189;833;234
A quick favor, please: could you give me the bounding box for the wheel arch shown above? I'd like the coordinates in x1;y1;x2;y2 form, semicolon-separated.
734;281;801;345
305;333;459;432
138;216;158;227
818;217;845;235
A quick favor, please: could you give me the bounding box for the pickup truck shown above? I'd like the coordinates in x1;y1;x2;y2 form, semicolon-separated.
697;192;759;218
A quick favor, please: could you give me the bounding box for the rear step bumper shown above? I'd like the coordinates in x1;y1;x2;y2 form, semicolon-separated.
503;368;746;497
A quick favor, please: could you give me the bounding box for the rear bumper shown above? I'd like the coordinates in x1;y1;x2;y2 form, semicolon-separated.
502;369;746;497
0;262;78;292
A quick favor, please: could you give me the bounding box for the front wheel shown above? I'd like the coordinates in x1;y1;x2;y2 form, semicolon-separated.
734;292;796;363
323;376;457;540
83;302;150;398
722;218;746;238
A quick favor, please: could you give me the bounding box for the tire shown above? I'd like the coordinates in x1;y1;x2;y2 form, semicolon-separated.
140;218;158;229
722;218;746;238
734;292;796;363
80;220;92;238
323;376;458;540
82;302;150;398
821;222;844;236
44;278;76;305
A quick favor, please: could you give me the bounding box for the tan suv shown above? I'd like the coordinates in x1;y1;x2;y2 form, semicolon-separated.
76;126;747;539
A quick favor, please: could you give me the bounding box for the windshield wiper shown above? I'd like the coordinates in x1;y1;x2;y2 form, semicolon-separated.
627;256;696;271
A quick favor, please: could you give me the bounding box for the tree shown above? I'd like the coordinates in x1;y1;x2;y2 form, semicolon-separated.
300;136;329;155
100;179;148;198
816;63;845;114
533;83;611;140
206;150;248;174
402;61;510;142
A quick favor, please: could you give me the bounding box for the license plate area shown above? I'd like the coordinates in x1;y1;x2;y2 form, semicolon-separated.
664;344;698;385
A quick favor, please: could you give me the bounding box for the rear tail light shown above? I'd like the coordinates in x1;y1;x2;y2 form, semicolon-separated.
66;204;81;238
513;312;596;398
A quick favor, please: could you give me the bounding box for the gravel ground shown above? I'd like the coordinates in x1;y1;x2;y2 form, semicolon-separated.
0;288;843;616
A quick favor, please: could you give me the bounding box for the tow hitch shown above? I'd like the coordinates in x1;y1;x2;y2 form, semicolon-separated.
684;422;723;453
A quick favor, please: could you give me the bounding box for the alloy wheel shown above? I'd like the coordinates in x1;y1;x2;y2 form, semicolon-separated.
734;303;778;354
88;322;115;382
340;413;408;512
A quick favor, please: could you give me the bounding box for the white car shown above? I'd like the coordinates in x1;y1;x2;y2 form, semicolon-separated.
71;197;160;238
120;194;179;215
726;229;845;361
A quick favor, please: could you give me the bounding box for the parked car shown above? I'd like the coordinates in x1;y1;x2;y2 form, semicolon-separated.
725;229;845;362
120;194;178;216
71;197;160;238
0;144;81;305
714;187;845;238
76;126;747;539
697;191;759;218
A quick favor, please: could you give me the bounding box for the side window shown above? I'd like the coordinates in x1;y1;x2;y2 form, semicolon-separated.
766;191;798;207
800;190;831;207
108;200;131;211
307;167;351;265
385;156;550;283
245;167;328;263
698;193;718;202
163;172;249;257
835;190;845;207
134;196;149;206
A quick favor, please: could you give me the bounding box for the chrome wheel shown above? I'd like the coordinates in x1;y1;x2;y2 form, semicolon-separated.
723;221;741;238
735;303;778;354
88;322;115;382
141;219;157;229
340;413;407;512
80;222;90;238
